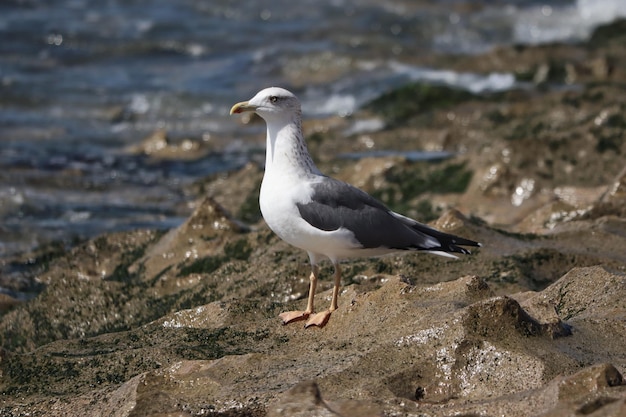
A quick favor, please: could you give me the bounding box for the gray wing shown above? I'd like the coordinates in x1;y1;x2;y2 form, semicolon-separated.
296;177;479;254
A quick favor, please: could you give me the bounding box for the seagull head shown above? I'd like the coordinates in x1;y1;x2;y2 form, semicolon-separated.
230;87;301;123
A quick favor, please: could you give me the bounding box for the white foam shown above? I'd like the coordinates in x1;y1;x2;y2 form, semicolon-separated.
343;118;384;136
302;93;357;117
389;61;516;93
513;0;626;45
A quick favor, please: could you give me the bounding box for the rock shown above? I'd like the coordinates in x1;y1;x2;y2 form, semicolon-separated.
539;364;626;417
462;295;542;338
602;166;626;203
364;82;477;126
517;295;572;339
424;274;493;305
1;213;626;416
267;380;383;417
126;129;207;160
0;293;21;313
138;196;249;280
335;156;401;190
538;266;626;321
268;381;337;417
430;208;476;236
557;363;624;401
192;162;264;224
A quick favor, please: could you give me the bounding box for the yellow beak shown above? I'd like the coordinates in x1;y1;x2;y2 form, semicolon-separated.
230;101;257;115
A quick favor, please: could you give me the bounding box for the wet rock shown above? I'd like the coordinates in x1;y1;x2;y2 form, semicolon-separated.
424;274;493;305
364;82;478;126
537;266;626;322
126;129;207;160
138;196;248;283
282;51;354;88
268;381;337;417
191;162;264;224
430;208;477;236
2;252;626;416
462;295;542;338
123;358;267;416
539;364;626;417
557;363;624;401
0;229;163;352
158;301;230;330
267;381;383;417
345;158;473;221
602;166;626;204
0;293;21;313
335;156;401;190
130;128;169;155
573;167;626;222
517;295;572;339
589;18;626;48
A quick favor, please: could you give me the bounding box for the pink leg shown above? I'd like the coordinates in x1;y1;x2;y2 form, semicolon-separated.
279;265;319;325
305;263;341;328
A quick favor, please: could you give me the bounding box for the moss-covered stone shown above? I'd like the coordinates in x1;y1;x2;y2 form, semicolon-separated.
364;82;477;126
236;179;262;224
224;238;253;261
588;18;626;46
178;256;224;277
371;161;473;213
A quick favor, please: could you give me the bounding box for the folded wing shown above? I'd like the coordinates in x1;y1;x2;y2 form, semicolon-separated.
296;177;480;255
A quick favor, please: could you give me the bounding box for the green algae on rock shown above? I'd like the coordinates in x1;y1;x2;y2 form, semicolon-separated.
364;82;479;126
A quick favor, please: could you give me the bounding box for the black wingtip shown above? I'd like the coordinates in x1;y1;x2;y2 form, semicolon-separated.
441;236;481;255
450;237;481;248
449;245;472;255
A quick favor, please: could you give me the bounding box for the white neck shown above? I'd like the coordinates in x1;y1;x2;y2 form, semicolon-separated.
263;113;320;180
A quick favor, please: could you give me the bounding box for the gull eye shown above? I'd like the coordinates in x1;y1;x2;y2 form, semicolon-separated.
269;96;278;103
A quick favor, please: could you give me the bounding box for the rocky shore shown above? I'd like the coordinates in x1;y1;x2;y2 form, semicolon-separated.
1;19;626;417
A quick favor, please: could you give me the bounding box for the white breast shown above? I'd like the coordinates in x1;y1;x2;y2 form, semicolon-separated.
259;174;312;246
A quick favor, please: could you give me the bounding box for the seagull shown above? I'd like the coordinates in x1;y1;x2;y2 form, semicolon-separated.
230;87;480;328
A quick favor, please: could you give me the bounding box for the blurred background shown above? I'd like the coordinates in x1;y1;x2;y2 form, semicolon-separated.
1;0;625;260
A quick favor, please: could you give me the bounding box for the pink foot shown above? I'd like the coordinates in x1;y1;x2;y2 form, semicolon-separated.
279;310;310;325
304;310;332;328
